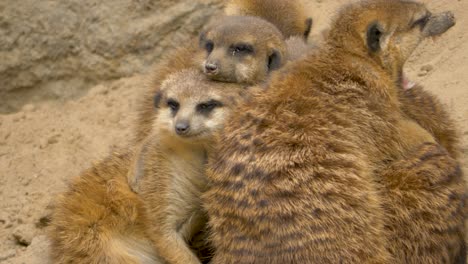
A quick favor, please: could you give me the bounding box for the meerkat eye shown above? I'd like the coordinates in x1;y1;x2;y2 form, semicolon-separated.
167;99;180;112
231;43;254;55
205;41;214;53
411;13;430;29
196;100;223;113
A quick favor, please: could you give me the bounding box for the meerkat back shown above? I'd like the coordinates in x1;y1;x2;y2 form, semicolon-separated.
225;0;312;39
48;150;163;264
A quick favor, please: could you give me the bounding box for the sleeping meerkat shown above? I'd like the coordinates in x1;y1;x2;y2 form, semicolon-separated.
134;15;287;144
128;69;250;264
204;0;465;263
224;0;313;40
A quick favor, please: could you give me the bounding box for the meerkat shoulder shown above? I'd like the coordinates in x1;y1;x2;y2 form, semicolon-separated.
225;0;312;39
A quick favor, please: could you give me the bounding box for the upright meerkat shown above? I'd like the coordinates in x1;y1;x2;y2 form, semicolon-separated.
129;69;250;264
224;0;313;39
204;1;464;263
135;16;287;143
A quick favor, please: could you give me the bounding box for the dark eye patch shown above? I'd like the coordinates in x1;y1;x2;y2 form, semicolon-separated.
167;98;180;113
367;22;383;53
230;43;254;56
196;99;223;114
205;40;214;53
411;13;430;29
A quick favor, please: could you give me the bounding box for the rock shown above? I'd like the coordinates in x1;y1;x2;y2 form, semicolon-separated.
0;249;16;262
0;0;223;113
12;226;35;247
418;64;434;76
22;104;36;112
9;235;50;264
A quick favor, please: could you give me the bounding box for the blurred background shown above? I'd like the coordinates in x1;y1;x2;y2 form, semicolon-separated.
0;0;466;263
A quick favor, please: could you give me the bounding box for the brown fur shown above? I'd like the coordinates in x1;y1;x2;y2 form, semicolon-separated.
48;151;162;264
129;70;250;264
203;1;464;263
225;0;312;39
378;142;466;263
399;85;460;158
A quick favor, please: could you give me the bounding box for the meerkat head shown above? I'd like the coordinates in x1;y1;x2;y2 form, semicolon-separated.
327;0;455;88
199;16;286;85
153;69;248;144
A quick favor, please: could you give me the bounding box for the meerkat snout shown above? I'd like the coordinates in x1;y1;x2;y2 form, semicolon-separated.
204;62;219;74
422;11;455;37
175;120;190;135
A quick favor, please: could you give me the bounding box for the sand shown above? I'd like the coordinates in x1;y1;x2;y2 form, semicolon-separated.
1;0;467;263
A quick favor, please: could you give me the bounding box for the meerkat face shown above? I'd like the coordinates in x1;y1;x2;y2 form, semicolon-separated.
199;16;286;85
153;70;247;144
329;0;455;86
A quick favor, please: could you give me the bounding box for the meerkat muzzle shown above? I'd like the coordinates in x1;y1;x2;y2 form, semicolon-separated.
422;11;455;37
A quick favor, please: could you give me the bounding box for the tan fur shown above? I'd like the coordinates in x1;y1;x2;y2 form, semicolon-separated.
225;0;312;39
48;151;163;264
129;70;251;264
203;1;464;263
285;36;314;61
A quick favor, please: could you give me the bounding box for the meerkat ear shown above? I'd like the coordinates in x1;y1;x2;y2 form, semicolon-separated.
367;22;383;52
153;91;162;108
268;50;282;71
304;18;313;40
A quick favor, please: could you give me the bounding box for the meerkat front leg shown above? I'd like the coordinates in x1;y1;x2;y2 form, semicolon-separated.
152;229;202;264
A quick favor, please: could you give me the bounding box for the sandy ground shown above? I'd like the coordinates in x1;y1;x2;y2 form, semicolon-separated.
1;0;467;263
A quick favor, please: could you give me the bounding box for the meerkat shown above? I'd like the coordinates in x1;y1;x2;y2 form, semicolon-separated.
203;1;464;263
224;0;313;40
128;69;250;264
134;15;288;144
48;150;162;264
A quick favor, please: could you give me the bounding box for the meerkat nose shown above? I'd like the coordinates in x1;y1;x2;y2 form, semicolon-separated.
205;63;218;74
175;121;190;135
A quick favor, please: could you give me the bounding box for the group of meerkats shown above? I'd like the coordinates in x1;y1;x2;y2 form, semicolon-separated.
47;0;466;263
